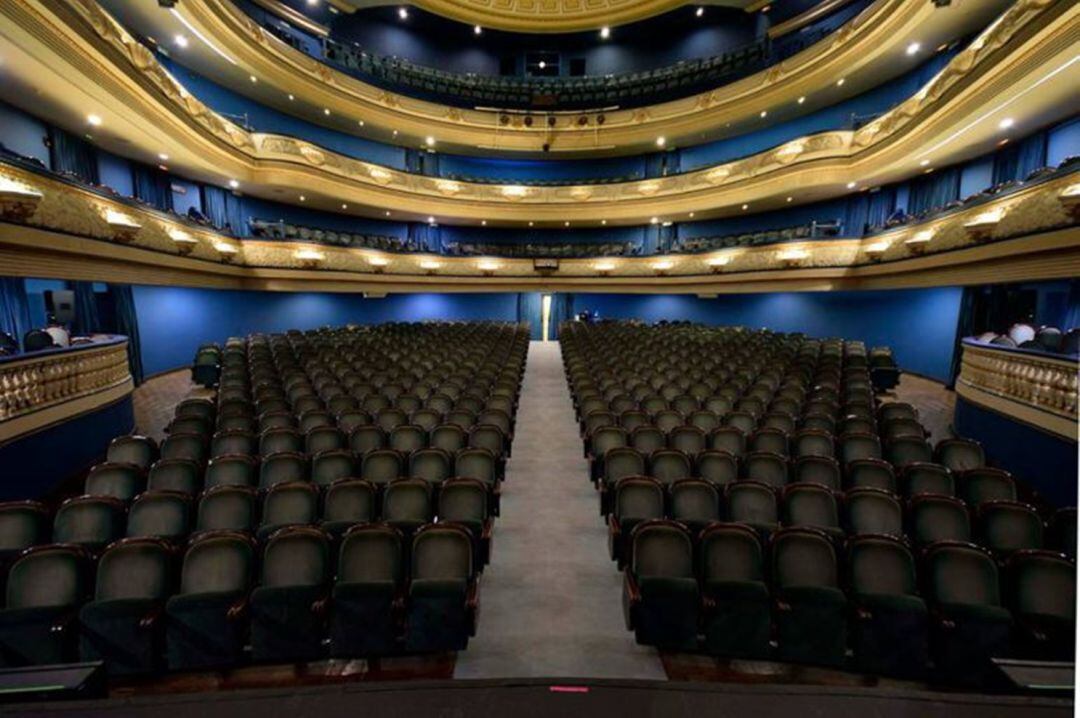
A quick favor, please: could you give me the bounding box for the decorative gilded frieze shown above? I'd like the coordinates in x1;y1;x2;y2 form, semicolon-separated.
957;340;1078;440
0;339;133;442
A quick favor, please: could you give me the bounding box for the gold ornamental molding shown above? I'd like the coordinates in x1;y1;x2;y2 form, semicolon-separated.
1;0;1072;225
0;338;134;443
389;0;690;33
0;157;1077;293
101;0;1016;154
956;341;1078;441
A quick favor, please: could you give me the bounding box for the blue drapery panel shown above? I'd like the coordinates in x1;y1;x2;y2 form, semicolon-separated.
48;126;99;185
201;185;246;235
108;284;144;385
132;164;174;212
908;167;961;216
549;293;575;340
865;187;897;232
0;277;31;350
992;132;1048;185
67;281;101;335
1064;281;1080;332
949;286;980;387
408;223;439;252
516;293;543;340
645;151;680;179
842;193;869;236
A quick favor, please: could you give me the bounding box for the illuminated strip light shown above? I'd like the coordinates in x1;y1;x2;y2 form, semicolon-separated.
915;56;1079;161
170;9;237;65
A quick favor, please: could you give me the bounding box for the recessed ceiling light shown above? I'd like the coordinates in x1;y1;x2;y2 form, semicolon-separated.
760;110;767;118
86;114;102;126
688;212;695;218
358;120;365;127
906;42;921;56
398;7;408;20
299;195;306;201
600;26;610;39
760;4;771;12
384;211;391;216
428;216;436;224
481;220;487;226
564;221;571;227
174;34;188;48
786;197;793;202
392;130;398;136
341;203;348;210
846;181;857;189
601;219;607;225
158;164;169;172
528;221;534;227
696;7;704;17
650;217;659;224
797;96;806;104
288;94;295;101
228;179;239;189
249;75;257;83
425;136;436;146
307;0;319;5
158;153;169;161
656;136;666;147
474;25;482;35
324;108;331;116
741;204;749;211
836;78;846;86
538;60;546;69
999;117;1015;130
998;138;1010;146
920;159;930;166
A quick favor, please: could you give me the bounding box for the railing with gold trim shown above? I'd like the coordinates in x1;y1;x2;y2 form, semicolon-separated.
0;337;134;443
956;339;1078;441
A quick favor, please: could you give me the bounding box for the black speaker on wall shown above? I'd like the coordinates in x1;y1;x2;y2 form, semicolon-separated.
44;289;76;325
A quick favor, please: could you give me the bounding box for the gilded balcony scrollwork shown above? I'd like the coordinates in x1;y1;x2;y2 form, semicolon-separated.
957;340;1078;441
0;339;134;443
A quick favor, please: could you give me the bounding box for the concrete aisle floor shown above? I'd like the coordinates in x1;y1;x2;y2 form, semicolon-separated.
453;341;666;680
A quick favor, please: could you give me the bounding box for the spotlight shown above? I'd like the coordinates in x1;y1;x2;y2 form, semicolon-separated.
86;114;102;126
600;26;610;39
228;179;239;189
906;42;921;56
695;7;704;17
174;34;188;48
474;25;482;35
656;136;666;147
999;117;1015;130
398;7;408;20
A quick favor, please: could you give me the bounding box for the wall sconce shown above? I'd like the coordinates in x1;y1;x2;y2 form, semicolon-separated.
213;241;239;263
477;260;500;276
776;248;809;267
652;260;674;276
0;177;43;222
501;185;528;200
594;261;615;276
168;229;199;256
104;209;142;243
1058;183;1080;221
420;259;440;275
435;181;461;197
295;247;325;269
904;229;934;254
963;210;1003;242
863;241;890;261
368;255;389;273
705;256;730;273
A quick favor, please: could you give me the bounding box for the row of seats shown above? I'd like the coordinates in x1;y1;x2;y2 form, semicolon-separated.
621;521;1073;685
671;221;841;254
973;323;1080;357
0;523;479;674
442;240;640;259
0;323;528;676
559;321;1075;685
249;219;418;253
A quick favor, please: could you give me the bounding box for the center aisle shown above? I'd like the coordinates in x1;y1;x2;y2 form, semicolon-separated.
453;341;667;680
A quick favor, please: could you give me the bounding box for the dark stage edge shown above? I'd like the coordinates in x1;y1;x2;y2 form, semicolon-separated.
0;678;1072;718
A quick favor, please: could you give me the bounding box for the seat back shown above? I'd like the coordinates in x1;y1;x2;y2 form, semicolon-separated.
196;486;257;533
259;452;308;489
431;424;467;454
6;546;88;609
697;450;737;486
361;449;403;485
792;456;840;490
725;481;778;530
437;479;488;530
631;521;693;579
699;523;764;587
783;484;839;533
53;496;124;549
382;479;432;526
614;477;665;522
910;494;971;546
605;448;646;485
847;535;916;597
978;501;1044;554
349;425;386;455
410;448;452;485
649;450;691;485
179;531;255;596
743;451;788;488
750;428;788;457
794;430;833;459
95;538;172;602
845;488;902;537
160;433;207;465
1007;551;1075;622
205;455;258;488
85;463;144;501
771;528;838;590
936;439;985;473
147;459;202;495
886;437;932;468
0;502;49;554
107;435;157;471
902;462;953;497
261;482;319;530
338;524;403;586
411;524;473;581
126;491;191;541
311;449;355;486
670;480;719;529
261;527;330;588
926;543;1001;608
839;432;881;465
323;480;376;525
960;468;1017;506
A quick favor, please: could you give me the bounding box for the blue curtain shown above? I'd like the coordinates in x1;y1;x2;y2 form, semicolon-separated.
0;277;31;350
645;151;679;178
201;185;246;235
48;126;99;185
108;284;144;385
949;286;980;387
68;281;101;335
842;194;870;236
516;293;543;340
408;223;439;252
132;164;174;212
992;131;1048;185
908;167;960;215
549;293;575;340
1064;280;1080;332
865;187;897;232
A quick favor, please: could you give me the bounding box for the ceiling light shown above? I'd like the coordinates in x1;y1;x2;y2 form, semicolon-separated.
741;204;749;211
425;136;436;146
600;26;610;39
158;164;169;172
358;120;365;126
846;181;857;189
392;130;398;136
158;153;169;161
384;211;391;216
174;34;188;48
299;195;306;201
653;260;674;271
999;117;1015;130
650;217;659;224
474;25;482;35
228;179;239;189
427;216;436;224
86;114;102;126
662;221;673;227
906;42;921;56
478;260;500;272
786;196;793;203
706;256;730;267
564;221;571;227
760;110;767;118
688;212;695;218
998;138;1010;146
324;108;331;116
538;61;546;69
288;94;295;101
307;0;319;5
368;256;389;267
836;78;845;87
797;96;806;104
420;260;440;270
655;136;667;148
601;219;607;225
528;221;534;227
398;7;408;20
595;261;615;272
481;220;487;226
249;75;257;83
696;7;704;17
919;159;930;166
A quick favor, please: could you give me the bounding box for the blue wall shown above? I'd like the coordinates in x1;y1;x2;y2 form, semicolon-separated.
574;287;964;382
133;286;519;375
0;102;48;165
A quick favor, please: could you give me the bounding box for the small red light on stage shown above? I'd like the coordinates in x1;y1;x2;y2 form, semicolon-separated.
549;686;590;693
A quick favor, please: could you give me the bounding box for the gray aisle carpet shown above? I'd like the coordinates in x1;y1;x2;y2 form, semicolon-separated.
453;341;666;679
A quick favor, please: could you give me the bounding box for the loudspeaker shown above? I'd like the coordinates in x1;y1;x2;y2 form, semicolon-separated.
44;289;76;325
0;662;106;703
